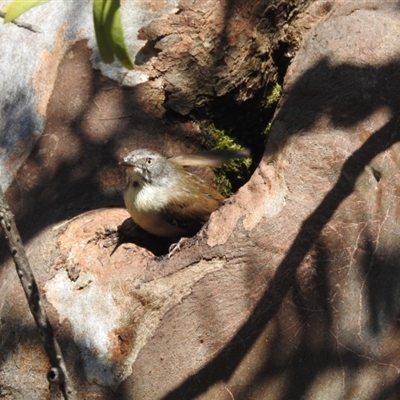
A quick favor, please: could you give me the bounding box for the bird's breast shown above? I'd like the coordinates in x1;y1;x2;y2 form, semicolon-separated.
123;183;187;237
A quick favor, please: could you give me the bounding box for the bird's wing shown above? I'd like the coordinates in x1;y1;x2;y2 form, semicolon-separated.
169;148;250;167
162;174;225;235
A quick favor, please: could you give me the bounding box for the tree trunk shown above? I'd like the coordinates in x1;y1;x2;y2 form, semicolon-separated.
3;1;400;400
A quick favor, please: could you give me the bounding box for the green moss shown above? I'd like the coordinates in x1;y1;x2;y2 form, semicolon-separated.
264;83;282;108
261;83;282;136
263;120;273;136
204;125;252;196
214;173;233;197
200;83;283;196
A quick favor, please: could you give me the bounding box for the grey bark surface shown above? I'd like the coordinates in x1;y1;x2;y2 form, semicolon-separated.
2;1;400;400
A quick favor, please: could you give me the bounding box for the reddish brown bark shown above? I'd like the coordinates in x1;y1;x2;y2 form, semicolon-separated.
4;1;400;400
136;0;310;115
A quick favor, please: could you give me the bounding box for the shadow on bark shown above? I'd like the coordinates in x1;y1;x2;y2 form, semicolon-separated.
162;57;400;399
0;317;119;400
3;2;400;398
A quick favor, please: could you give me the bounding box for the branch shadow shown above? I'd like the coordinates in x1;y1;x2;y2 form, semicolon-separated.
0;316;120;399
0;39;205;398
3;2;400;399
163;55;400;399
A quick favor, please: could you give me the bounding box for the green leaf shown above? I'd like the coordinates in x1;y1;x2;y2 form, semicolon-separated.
2;0;50;23
93;0;114;64
93;0;134;69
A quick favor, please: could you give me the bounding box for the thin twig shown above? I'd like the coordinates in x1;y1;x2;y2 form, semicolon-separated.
0;11;41;33
224;387;235;400
83;114;135;120
0;186;77;400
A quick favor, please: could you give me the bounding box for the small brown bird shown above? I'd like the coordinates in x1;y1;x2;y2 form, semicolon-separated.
120;148;249;238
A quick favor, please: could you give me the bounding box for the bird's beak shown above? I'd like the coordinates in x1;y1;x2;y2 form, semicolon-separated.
119;160;134;167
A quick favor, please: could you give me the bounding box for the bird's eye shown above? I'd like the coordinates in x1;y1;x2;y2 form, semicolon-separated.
146;158;153;165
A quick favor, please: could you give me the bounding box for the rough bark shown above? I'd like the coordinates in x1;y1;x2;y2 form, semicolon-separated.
136;0;310;115
3;1;400;400
0;187;77;399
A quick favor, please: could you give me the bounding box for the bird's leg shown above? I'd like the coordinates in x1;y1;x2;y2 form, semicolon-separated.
167;237;191;258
